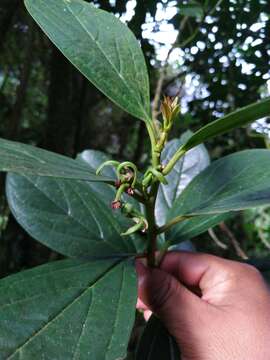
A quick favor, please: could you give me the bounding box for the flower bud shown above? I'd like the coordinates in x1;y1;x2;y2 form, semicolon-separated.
161;96;180;129
126;187;134;196
111;200;122;210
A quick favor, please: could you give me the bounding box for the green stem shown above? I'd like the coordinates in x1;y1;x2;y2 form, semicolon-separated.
157;215;193;234
146;122;159;168
145;188;158;267
162;147;186;176
208;0;225;16
144;119;163;267
115;183;129;201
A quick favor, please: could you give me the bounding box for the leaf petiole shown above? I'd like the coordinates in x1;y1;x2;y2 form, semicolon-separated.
157;215;194;234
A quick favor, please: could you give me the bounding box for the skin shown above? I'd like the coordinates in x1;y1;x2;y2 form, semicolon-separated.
136;252;270;360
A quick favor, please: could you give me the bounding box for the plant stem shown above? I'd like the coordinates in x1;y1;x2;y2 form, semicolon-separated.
132;190;146;204
157;214;193;234
145;182;159;267
162;147;186;176
146;122;159;168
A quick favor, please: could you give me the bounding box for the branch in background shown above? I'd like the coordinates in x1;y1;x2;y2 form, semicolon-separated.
219;222;249;260
152;16;189;120
152;71;166;121
152;0;225;119
73;77;88;156
258;230;270;250
208;228;228;250
162;71;187;92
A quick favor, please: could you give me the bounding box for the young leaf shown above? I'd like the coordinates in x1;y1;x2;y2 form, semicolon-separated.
156;132;210;226
0;258;137;360
24;0;151;122
0;138;113;182
136;315;180;360
6;173;138;258
168;150;270;220
181;97;270;152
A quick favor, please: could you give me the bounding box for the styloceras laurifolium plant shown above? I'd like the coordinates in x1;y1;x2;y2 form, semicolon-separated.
0;0;270;359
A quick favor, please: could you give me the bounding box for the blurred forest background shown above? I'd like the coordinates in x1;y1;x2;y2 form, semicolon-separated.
0;0;270;278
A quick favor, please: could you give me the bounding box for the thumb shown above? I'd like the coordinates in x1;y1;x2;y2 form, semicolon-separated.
136;260;202;335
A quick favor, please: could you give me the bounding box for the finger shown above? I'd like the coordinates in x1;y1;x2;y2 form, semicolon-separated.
160;251;238;290
136;260;203;319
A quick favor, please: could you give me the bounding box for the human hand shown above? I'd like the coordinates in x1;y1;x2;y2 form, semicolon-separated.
136;252;270;360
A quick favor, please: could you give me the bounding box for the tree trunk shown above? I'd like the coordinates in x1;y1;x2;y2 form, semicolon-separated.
6;21;34;140
0;0;20;53
43;45;76;156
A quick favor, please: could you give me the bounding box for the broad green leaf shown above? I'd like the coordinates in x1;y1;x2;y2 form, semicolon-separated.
155;131;210;226
169;150;270;221
136;315;180;360
0;258;137;360
156;133;229;245
24;0;151;122
179;1;204;18
181;97;270;152
167;213;233;246
6;173;138;258
169;239;196;252
0;138;113;182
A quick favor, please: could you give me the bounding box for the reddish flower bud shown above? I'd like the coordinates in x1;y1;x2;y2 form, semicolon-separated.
127;188;134;196
111;200;122;209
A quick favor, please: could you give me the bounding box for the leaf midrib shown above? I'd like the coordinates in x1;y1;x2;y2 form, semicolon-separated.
66;2;147;117
6;260;122;360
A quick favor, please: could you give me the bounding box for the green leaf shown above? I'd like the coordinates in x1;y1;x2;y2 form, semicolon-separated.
181;98;270;152
167;213;233;246
6;173;138;258
136;315;180;360
0;138;113;183
24;0;151;122
156;132;210;226
169;150;270;220
0;258;137;360
156;133;229;245
179;1;204;18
